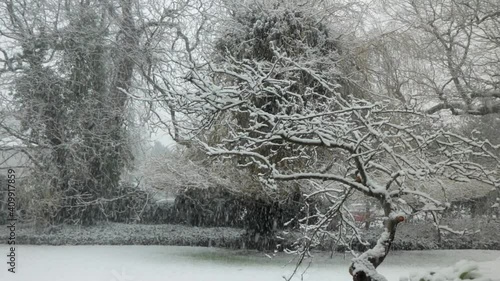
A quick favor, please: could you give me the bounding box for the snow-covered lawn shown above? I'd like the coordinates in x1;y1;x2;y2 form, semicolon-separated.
0;246;498;281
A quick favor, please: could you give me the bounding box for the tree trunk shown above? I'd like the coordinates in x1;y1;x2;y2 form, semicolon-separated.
349;213;405;281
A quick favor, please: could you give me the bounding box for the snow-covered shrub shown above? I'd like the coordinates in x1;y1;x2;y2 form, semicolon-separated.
400;260;492;281
173;184;310;250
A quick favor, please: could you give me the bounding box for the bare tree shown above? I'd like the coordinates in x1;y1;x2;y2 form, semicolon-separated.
145;1;500;280
0;0;206;224
374;0;500;116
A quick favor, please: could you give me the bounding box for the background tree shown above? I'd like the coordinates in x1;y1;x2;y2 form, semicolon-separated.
0;0;197;224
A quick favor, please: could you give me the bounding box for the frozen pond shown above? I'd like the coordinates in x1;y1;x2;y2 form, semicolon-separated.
0;245;498;281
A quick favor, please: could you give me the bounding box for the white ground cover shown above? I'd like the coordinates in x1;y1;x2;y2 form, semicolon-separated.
0;246;498;281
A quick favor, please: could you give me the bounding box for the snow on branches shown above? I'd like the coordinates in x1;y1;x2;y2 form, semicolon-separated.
182;44;499;278
186;48;499;194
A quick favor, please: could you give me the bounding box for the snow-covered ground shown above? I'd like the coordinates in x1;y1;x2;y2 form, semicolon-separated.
0;246;498;281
